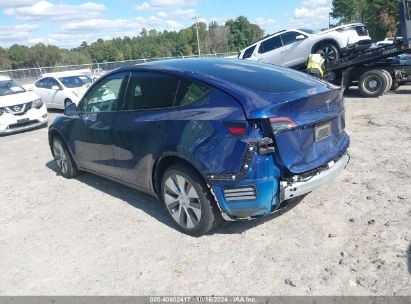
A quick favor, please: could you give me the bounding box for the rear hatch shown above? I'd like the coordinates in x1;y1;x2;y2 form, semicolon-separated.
263;88;349;174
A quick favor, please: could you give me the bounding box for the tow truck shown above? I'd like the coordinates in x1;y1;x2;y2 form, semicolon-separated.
310;0;411;97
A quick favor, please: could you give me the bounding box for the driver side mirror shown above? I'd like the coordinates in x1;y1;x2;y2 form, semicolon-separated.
64;102;77;116
296;35;306;40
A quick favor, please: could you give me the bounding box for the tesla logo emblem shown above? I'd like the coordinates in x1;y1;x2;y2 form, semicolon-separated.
13;106;21;112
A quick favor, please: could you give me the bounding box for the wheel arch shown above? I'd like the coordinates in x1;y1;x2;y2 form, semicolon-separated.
152;153;209;198
311;39;341;53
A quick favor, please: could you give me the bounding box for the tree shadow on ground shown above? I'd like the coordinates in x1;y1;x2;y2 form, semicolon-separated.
46;160;304;236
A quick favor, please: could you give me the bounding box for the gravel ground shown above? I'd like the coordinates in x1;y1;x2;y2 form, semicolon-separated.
0;86;410;295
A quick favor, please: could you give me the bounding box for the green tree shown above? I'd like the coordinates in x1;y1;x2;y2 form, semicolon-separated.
7;44;30;68
331;0;399;40
0;47;12;70
225;16;264;51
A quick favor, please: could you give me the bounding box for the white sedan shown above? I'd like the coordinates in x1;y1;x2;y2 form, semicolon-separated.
238;24;372;68
0;76;48;135
32;71;92;110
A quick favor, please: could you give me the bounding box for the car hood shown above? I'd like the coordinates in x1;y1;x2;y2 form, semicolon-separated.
0;91;40;107
316;23;364;35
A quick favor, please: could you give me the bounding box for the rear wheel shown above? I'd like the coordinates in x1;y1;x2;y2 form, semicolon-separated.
316;43;340;64
52;137;78;178
358;69;390;98
161;164;221;236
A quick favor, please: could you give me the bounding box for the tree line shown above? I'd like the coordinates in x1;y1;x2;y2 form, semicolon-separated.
0;16;263;70
0;1;403;71
331;0;400;41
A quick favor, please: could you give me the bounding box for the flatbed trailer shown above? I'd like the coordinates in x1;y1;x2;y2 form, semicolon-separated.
324;44;411;97
305;0;411;97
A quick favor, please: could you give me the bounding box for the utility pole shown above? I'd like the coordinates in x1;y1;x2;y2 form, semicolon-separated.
192;14;201;57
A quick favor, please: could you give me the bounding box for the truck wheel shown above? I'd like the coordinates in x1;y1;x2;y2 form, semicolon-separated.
381;70;393;94
161;163;222;236
358;70;390;98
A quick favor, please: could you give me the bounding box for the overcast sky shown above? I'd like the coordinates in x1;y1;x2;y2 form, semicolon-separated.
0;0;333;49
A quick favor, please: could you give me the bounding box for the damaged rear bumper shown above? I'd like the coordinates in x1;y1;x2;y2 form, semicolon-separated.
280;154;349;202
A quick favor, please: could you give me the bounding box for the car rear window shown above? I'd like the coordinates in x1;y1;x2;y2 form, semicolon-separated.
166;60;325;94
242;45;256;59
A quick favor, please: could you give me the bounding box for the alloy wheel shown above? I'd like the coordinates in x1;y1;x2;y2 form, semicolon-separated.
319;46;337;63
163;174;202;229
53;140;68;174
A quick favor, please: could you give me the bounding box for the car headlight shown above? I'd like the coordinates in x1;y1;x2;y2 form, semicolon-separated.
32;98;44;109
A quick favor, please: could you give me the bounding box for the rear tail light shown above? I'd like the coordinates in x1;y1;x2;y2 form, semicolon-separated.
270;117;296;135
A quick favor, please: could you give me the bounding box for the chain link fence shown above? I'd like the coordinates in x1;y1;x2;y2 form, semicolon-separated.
0;52;238;86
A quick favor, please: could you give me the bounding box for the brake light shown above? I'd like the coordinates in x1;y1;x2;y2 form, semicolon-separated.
223;121;247;137
270;117;297;134
228;127;246;136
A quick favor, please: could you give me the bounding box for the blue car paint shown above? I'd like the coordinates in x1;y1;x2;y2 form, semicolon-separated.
49;58;349;219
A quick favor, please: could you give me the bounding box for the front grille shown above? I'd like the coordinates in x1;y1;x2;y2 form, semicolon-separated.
4;102;32;116
355;25;368;36
223;185;257;202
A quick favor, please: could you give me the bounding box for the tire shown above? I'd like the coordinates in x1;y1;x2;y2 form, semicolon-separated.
316;43;340;64
52;136;79;178
381;70;393;94
358;69;390;98
161;163;222;236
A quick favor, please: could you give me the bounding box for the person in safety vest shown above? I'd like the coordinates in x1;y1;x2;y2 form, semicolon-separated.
306;54;325;78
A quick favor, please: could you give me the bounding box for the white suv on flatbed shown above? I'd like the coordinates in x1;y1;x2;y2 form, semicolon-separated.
0;76;47;135
239;23;372;68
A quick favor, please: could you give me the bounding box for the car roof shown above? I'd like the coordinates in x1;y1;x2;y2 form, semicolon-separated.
113;58;327;94
41;69;91;78
0;75;11;81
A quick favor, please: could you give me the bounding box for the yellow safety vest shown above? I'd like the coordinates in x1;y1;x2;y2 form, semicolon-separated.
307;54;325;77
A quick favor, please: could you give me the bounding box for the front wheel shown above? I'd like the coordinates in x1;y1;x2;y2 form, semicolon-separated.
161;164;221;236
52;137;78;178
316;43;340;64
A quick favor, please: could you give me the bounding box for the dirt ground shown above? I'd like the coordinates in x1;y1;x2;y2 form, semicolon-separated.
0;86;410;296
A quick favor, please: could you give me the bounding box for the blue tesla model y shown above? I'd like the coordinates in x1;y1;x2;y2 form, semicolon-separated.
49;58;350;236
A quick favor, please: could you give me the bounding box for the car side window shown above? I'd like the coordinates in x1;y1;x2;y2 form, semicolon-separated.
49;78;61;89
281;32;306;46
174;79;211;106
258;35;282;54
123;72;179;110
242;45;256;59
35;78;50;89
78;72;127;113
122;72;211;111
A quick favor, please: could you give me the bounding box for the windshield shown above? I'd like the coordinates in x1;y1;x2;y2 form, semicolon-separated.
0;79;26;96
59;75;92;88
298;28;320;34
